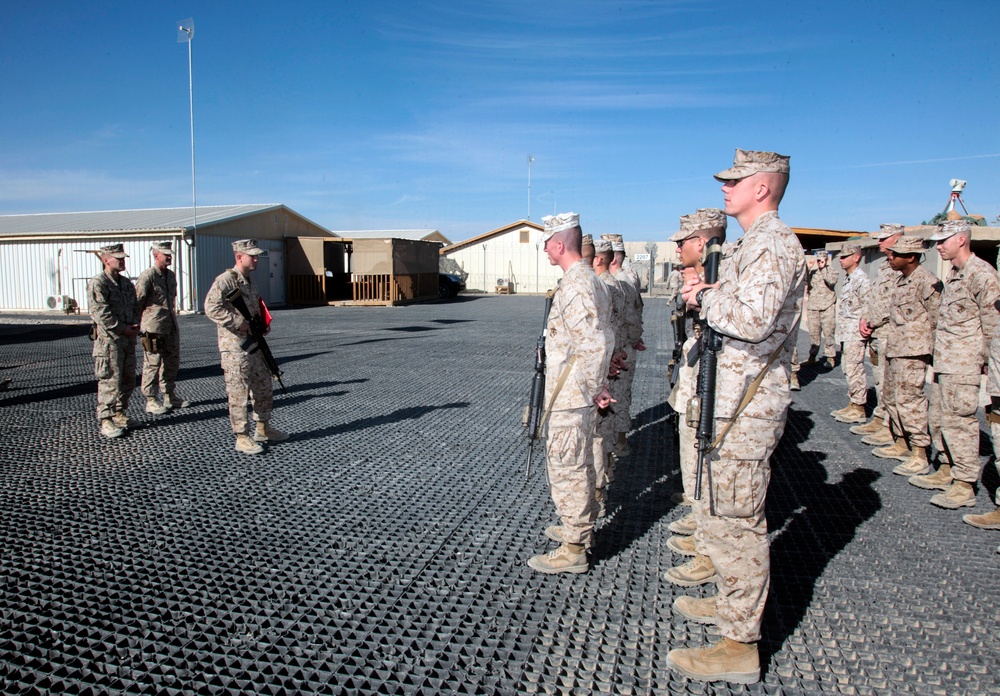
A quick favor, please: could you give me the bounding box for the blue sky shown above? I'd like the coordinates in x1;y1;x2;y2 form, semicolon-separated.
2;1;998;242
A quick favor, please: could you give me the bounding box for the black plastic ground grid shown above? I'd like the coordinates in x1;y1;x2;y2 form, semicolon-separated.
1;297;999;694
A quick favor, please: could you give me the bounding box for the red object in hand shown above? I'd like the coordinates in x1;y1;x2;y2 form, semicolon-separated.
259;299;273;328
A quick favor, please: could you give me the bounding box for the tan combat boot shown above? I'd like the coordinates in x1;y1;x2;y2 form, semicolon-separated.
664;554;718;587
668;512;697;536
254;421;289;443
930;481;976;509
544;526;593;549
833;403;867;424
909;464;952;490
163;392;190;409
673;594;717;624
829;404;854;418
527;542;588;574
235;434;264;455
667;637;760;684
789;372;800;391
963;506;1000;530
861;427;894;446
872;439;911;462
100;418;124;439
111;412;133;430
851;417;886;436
145;397;168;415
668;534;697;556
892;446;930;476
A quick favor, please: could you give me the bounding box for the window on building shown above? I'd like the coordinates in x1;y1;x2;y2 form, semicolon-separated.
520;229;530;243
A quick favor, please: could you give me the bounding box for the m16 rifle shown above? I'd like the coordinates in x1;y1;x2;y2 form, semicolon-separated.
668;292;687;389
225;287;287;393
686;236;723;509
525;291;555;478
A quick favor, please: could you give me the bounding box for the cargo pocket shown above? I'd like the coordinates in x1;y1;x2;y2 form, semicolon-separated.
94;357;113;380
711;459;769;519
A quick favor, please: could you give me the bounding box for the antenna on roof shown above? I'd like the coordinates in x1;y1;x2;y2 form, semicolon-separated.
177;17;200;312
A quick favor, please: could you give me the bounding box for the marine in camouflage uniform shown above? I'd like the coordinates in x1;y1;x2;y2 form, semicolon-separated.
528;213;614;575
871;235;942;473
854;224;905;440
668;149;805;685
805;251;838;364
911;221;1000;509
205;239;288;455
136;241;187;413
87;243;140;438
965;305;1000;538
604;233;645;457
829;243;871;423
664;268;683;306
663;209;728;593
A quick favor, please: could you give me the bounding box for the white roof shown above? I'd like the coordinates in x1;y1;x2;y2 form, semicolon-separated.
330;229;447;243
0;205;283;237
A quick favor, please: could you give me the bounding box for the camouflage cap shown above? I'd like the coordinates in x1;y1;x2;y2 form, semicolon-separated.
151;241;174;255
581;234;594;247
872;223;905;240
885;235;926;255
601;234;625;252
541;212;580;241
928;219;972;241
840;242;862;256
99;243;128;258
680;208;727;236
594;239;613;253
232;239;265;256
714;148;790;182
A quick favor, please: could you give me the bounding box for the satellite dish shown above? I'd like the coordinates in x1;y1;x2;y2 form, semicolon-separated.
177;18;194;43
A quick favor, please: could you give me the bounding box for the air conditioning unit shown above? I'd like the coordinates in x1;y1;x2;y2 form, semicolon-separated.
46;295;78;313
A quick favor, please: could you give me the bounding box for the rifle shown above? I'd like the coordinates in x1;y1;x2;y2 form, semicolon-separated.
225;287;287;393
686;236;723;509
525;291;555;478
668;292;687;389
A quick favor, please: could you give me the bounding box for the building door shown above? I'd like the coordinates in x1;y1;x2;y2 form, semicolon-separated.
269;250;285;305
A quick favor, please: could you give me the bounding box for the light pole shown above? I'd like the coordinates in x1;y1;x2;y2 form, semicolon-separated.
177;18;199;311
527;155;534;221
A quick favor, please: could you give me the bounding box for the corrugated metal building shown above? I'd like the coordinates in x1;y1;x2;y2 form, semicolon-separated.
329;229;452;246
0;205;334;313
439;220;555;294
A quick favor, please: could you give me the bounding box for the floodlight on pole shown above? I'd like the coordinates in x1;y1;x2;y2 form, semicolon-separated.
177;18;199;311
527;155;534;221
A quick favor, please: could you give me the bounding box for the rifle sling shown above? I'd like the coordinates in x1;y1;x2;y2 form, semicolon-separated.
705;336;790;455
537;354;578;435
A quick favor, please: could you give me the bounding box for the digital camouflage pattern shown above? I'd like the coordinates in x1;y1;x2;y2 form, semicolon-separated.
885;356;931;448
697;210;806;643
838;267;873;406
543;260;614;545
929;253;1000;484
612;267;644;437
88;270;139;421
205;268;274;434
989;325;1000;504
807;262;838;357
594;269;627;489
135;265;181;399
885;265;942;359
864;259;902;340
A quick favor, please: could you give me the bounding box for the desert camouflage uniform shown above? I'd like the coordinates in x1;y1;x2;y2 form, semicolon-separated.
621;257;643;294
136;265;181;400
837;267;872;406
205;268;274;435
807;262;838;360
612;268;644;439
594;268;627;490
544;260;614;546
88;270;139;420
884;266;942;449
697;210;806;643
664;269;683;306
987;323;1000;504
929;254;1000;483
864;259;902;421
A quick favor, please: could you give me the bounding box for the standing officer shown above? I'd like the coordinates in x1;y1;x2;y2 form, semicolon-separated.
663;209;727;597
670;149;806;684
605;233;645;457
806;250;838;366
861;235;942;475
910;220;1000;508
205;239;288;455
136;241;188;414
528;213;614;575
829;243;871;424
966;306;1000;540
88;243;140;438
853;224;905;442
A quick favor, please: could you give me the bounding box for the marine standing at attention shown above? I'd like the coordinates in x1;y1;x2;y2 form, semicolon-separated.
805;249;838;366
671;149;806;684
88;243;140;439
205;239;288;455
829;243;871;424
135;241;189;415
527;213;614;575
